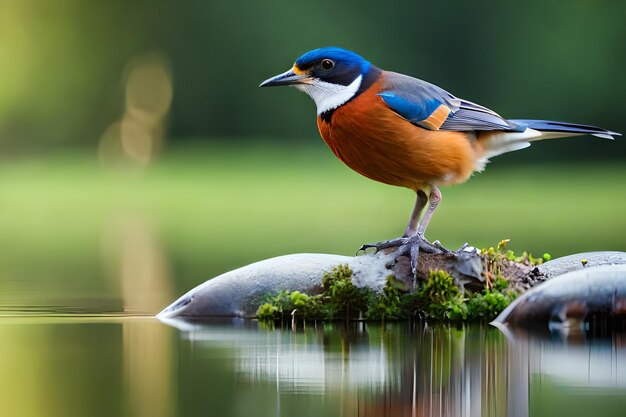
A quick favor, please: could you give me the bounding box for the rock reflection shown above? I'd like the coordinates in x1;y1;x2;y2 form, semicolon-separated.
165;318;626;417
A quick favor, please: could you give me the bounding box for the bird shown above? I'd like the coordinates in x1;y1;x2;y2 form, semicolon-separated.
259;47;620;275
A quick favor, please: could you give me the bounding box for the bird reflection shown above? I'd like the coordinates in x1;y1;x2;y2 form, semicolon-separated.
163;318;626;417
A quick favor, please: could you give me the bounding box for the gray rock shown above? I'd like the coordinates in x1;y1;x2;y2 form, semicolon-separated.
493;264;626;334
159;249;626;323
158;252;394;318
538;251;626;278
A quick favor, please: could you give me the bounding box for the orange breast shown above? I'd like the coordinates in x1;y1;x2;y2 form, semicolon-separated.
317;78;479;191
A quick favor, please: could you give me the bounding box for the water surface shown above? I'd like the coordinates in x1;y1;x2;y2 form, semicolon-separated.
1;316;624;417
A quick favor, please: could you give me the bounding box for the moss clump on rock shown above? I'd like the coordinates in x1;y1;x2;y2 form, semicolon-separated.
364;276;405;320
256;261;519;322
416;270;467;320
415;271;518;321
257;290;317;320
257;265;408;321
466;277;517;321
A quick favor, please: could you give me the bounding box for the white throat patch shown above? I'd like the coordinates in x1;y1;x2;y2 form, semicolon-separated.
295;75;363;115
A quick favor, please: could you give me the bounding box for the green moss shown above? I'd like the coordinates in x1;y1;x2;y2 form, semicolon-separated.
417;270;468;320
413;269;518;321
320;263;365;319
256;264;384;321
256;259;519;323
257;303;278;320
365;276;405;320
256;265;364;321
467;288;517;321
290;290;309;307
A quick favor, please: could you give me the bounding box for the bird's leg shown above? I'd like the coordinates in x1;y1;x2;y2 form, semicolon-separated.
398;186;449;278
358;188;447;258
358;191;428;253
416;185;441;237
403;190;428;237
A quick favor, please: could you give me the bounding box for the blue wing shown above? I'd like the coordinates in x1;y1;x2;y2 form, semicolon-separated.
379;71;517;131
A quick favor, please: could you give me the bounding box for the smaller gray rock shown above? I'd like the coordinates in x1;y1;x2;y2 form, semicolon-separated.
493;264;626;334
538;251;626;278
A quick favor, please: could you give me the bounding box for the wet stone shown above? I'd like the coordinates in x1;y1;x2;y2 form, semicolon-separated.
493;264;626;337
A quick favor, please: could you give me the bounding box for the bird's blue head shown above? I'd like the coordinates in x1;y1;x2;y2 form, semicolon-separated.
294;47;371;85
260;47;378;114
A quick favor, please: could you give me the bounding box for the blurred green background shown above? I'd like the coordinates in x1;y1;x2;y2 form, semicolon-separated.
0;0;624;313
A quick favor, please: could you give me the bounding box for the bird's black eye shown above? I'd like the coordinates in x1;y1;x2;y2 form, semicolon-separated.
321;59;334;70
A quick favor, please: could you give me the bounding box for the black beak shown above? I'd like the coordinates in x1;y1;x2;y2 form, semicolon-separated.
259;68;312;87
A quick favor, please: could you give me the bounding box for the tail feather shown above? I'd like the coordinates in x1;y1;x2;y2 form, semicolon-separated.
509;119;621;140
476;119;621;166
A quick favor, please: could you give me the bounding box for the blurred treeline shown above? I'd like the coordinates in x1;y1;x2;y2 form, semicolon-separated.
0;0;624;158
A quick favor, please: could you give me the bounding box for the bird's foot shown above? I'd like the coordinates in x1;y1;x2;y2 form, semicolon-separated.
359;235;449;254
397;234;451;277
399;235;450;255
358;235;451;276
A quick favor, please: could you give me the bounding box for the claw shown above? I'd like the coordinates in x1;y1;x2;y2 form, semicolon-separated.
356;244;377;255
357;237;409;255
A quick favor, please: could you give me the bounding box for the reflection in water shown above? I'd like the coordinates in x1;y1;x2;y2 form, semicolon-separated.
0;317;175;417
172;320;507;416
123;319;174;417
0;317;625;417
168;318;626;417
